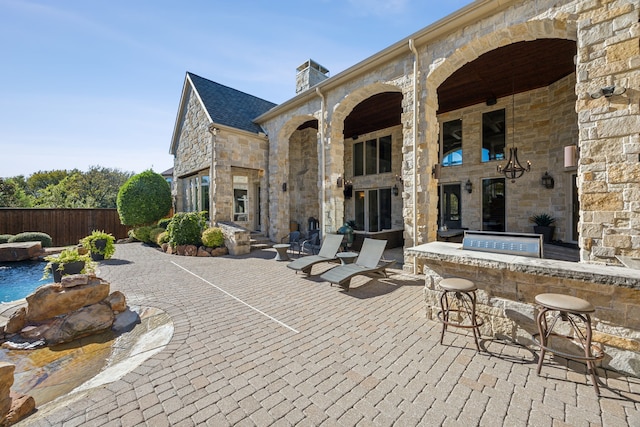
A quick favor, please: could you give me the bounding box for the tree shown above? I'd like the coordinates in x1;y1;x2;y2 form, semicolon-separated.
117;170;172;226
0;178;31;207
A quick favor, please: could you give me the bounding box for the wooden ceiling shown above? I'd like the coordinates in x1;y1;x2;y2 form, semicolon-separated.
332;39;576;139
438;39;577;114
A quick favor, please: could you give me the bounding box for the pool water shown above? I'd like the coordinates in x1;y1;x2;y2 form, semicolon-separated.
0;261;52;303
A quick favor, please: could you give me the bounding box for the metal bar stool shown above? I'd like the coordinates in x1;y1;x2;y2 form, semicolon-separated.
533;293;604;396
437;278;483;351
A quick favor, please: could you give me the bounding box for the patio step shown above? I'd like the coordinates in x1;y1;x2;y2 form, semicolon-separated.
250;232;272;251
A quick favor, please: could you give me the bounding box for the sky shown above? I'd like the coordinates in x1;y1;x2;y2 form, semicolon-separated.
0;0;472;178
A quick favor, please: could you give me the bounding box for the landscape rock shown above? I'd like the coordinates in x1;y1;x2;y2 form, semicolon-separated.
0;242;43;262
25;276;110;322
197;247;211;257
3;392;35;426
105;291;126;313
112;308;141;333
0;362;14;422
41;303;114;345
60;274;90;288
211;247;228;257
4;309;25;335
184;245;197;256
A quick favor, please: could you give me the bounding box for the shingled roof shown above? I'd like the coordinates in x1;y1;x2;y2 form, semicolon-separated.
187;72;276;134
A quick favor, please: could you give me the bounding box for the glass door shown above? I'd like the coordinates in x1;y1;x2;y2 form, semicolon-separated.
439;184;462;229
482;178;505;231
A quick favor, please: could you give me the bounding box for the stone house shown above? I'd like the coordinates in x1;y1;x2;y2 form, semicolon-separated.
170;0;640;375
171;0;639;265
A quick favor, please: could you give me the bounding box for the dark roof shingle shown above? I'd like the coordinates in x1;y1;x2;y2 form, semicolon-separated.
187;72;276;134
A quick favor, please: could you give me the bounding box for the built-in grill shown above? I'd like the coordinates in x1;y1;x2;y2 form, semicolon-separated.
462;230;543;258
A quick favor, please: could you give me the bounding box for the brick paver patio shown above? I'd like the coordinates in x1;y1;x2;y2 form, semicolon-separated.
21;243;640;426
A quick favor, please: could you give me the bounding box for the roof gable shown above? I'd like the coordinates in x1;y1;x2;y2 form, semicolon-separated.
187;72;276;134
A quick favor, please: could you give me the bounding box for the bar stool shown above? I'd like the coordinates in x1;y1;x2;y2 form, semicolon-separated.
437;278;483;351
533;293;604;396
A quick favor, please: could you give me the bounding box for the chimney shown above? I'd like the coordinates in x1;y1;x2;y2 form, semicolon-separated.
296;59;329;94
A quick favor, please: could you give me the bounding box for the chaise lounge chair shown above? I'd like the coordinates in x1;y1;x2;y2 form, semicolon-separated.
320;238;395;291
286;233;344;275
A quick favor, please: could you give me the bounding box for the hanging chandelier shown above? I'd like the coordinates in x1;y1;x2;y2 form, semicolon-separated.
498;82;531;182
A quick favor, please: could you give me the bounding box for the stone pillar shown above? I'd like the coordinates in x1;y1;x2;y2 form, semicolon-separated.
575;1;640;263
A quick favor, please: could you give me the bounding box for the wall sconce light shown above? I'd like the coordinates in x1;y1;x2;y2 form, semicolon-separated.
337;176;343;188
393;184;399;196
343;181;353;199
564;145;577;168
282;182;287;192
541;172;555;189
464;179;473;194
590;85;626;99
431;164;441;179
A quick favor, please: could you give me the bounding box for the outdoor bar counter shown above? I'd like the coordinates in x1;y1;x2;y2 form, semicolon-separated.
406;241;640;377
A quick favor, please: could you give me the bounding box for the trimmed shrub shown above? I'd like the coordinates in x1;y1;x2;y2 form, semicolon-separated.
149;227;165;246
117;170;172;226
130;226;154;243
9;232;53;247
156;231;169;245
0;234;14;244
157;218;172;230
167;212;206;246
202;227;225;248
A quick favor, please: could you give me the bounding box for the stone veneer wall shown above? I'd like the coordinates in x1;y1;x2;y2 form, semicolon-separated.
574;0;640;263
172;89;212;212
411;247;640;377
288;127;320;233
436;74;578;240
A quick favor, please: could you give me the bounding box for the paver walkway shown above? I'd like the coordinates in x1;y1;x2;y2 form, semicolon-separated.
22;243;640;426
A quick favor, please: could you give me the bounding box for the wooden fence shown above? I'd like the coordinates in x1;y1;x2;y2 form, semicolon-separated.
0;208;130;246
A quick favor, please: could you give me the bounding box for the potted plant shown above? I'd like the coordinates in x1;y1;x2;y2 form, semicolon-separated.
529;213;556;243
43;248;94;282
81;230;116;261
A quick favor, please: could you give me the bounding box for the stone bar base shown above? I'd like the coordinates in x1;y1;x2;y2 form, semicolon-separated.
408;242;640;377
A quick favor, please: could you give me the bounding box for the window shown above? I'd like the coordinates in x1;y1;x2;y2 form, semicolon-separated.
442;119;462;166
482;178;505;231
353;188;392;232
482;109;505;162
353;135;392;176
233;176;249;222
182;171;209;215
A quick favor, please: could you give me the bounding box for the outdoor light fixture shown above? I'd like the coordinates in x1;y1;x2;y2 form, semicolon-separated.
564;145;577;168
393;184;399;196
498;77;531;183
282;182;287;192
465;179;473;194
337;176;343;188
590;85;626;99
541;172;555;189
432;163;441;179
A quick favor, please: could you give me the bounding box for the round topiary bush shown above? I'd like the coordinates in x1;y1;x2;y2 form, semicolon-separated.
156;231;169;245
0;234;14;244
167;212;206;246
9;232;53;247
202;227;225;248
117;170;172;227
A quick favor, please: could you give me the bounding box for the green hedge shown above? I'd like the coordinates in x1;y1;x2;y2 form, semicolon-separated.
9;232;53;247
202;227;225;248
0;234;14;244
167;212;206;246
117;170;172;226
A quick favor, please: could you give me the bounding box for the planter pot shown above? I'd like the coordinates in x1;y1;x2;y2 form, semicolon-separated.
533;225;555;244
90;239;107;261
51;260;85;283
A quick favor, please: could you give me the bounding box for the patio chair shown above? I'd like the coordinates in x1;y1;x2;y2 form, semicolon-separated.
300;229;321;255
287;234;343;275
281;230;303;256
320;238;395;291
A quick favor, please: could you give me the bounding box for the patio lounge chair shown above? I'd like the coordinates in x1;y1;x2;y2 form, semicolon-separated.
287;234;343;275
320;238;395;291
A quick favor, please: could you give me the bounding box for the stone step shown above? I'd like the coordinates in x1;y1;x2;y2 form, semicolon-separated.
249;233;272;251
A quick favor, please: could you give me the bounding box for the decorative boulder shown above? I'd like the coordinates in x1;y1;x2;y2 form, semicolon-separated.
40;303;115;345
25;276;110;322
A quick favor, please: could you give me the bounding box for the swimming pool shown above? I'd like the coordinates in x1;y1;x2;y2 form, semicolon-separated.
0;261;52;303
